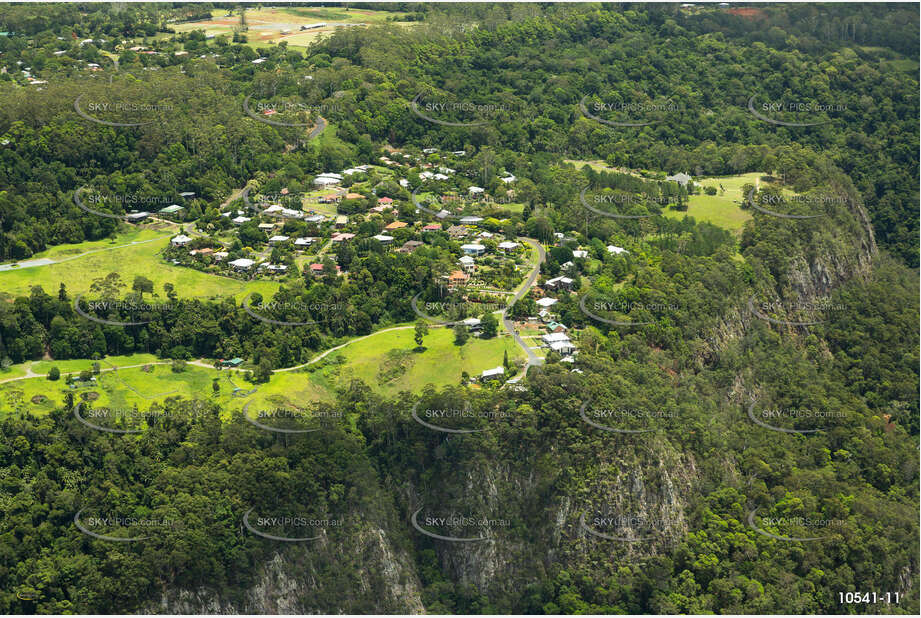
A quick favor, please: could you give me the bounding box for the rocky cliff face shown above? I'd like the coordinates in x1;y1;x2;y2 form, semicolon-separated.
145;524;424;614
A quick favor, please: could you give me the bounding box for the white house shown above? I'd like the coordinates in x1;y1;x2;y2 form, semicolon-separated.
607;245;628;255
536;297;558;308
498;241;519;252
372;234;394;245
480;366;505;381
170;234;193;247
549;340;575;355
461;243;486;256
460;216;483;225
544;276;574;290
228;258;255;270
500;175;516;183
542;332;570;345
468;186;485;195
459;255;476;272
232;216;251;225
666;172;691;187
268;235;290;244
294;237;315;248
573;250;588;258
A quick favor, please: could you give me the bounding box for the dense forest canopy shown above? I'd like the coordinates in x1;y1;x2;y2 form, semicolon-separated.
0;2;917;615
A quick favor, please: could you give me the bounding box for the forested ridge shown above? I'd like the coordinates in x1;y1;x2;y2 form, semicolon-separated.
0;2;917;615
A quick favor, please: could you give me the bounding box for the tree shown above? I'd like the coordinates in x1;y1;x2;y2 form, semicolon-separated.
171;359;187;373
481;312;499;338
47;366;60;381
453;324;469;346
132;275;154;298
414;319;429;349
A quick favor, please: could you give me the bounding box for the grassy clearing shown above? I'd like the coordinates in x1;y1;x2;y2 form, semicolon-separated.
0;323;525;419
315;326;524;399
663;172;761;234
0;228;279;301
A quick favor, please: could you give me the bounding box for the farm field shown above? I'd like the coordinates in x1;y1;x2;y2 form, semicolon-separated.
0;227;280;301
170;6;412;52
0;323;524;420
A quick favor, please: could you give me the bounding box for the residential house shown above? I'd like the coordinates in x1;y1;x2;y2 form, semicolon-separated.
458;255;476;272
544;276;574;291
546;321;569;334
124;211;150;222
399;240;424;254
170;234;193;247
666;172;691;187
257;223;277;231
447;225;468;239
384;221;408;231
536;297;558;309
498;241;519;253
268;235;290;244
159;204;184;216
335;215;349;228
448;270;470;286
468;186;485;195
331;232;356;242
607;245;628;255
372;234;394;245
232;215;251;225
461;243;486;256
460;215;483;225
294;237;315;249
422;224;442;232
480;366;505;381
229;258;255;271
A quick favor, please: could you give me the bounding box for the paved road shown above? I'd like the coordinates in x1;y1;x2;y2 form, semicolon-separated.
309;116;327;140
503;237;546;377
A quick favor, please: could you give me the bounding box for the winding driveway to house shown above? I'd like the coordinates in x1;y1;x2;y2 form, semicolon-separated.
503;237;546;374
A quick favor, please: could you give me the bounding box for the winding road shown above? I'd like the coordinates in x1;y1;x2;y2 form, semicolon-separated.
503;237;546;376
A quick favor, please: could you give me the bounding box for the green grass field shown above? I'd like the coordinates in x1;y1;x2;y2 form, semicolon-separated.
0;323;525;419
315;325;524;398
663;172;760;234
0;228;280;301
